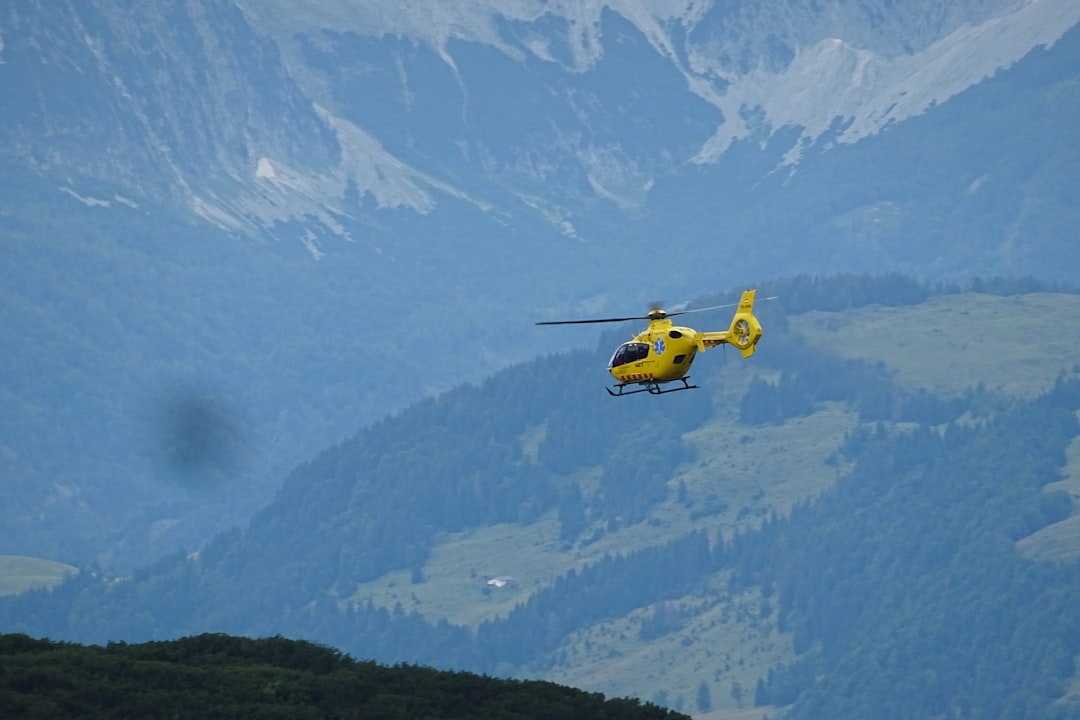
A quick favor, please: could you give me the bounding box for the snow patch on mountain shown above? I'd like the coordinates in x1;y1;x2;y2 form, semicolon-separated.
190;104;484;237
61;187;112;208
238;0;708;72
256;157;277;179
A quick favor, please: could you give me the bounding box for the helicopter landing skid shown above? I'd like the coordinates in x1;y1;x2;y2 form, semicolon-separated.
606;377;699;397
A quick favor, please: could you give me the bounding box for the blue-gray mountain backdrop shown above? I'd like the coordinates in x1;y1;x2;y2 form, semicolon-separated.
2;6;1080;715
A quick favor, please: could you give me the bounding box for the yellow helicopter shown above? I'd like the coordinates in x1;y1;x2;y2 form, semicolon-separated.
538;289;767;396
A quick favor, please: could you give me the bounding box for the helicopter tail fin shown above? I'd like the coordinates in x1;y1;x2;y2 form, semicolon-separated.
699;289;763;358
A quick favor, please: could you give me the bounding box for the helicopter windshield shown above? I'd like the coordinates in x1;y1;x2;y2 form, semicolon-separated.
609;342;650;368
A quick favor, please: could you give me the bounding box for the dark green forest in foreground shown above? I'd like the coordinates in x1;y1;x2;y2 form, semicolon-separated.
4;276;1080;718
0;632;685;720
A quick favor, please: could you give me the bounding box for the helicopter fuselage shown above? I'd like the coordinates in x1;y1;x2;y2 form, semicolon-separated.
608;318;701;386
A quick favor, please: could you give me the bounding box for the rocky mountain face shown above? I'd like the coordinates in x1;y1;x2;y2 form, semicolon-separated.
3;2;335;217
5;0;1076;250
1;0;1078;570
244;0;1077;168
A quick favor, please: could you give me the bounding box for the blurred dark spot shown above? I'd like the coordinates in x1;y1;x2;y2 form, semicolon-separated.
154;388;243;490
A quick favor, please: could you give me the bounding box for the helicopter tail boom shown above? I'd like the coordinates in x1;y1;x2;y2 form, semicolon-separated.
698;289;763;358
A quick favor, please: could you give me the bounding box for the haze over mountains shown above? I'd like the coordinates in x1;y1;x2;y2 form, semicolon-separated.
2;3;1080;713
3;0;1078;570
7;277;1080;718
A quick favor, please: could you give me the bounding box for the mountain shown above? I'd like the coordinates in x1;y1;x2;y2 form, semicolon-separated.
7;278;1080;717
241;0;1080;164
2;0;1079;572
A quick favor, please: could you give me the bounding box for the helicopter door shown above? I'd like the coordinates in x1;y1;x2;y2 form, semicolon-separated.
609;342;650;368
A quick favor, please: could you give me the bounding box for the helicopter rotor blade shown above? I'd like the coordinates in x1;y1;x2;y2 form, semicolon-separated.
665;295;779;318
665;303;736;317
536;315;649;326
535;296;779;326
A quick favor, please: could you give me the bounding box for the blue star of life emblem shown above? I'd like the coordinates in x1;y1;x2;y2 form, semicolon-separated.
653;338;665;355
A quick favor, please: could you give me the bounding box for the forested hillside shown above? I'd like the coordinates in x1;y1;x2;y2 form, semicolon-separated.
734;380;1080;718
0;632;685;720
4;276;1080;717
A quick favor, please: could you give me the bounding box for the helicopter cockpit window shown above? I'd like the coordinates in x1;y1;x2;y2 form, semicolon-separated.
609;342;650;368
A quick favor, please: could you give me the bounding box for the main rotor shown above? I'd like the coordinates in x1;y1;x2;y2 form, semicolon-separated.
536;297;775;326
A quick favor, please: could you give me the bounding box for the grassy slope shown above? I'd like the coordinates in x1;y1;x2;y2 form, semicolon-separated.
0;555;77;596
792;292;1080;397
793;292;1080;564
1017;412;1080;562
353;292;1080;711
348;389;858;621
542;580;791;714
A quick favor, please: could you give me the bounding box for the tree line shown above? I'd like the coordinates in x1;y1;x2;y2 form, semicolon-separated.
0;632;688;720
